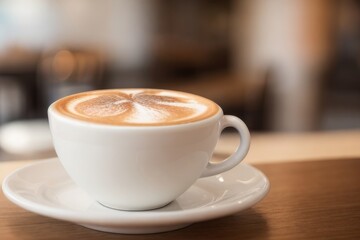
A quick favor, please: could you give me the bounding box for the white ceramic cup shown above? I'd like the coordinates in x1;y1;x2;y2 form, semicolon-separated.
48;100;250;211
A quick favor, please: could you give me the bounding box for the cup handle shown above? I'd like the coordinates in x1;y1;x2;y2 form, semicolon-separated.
200;115;250;178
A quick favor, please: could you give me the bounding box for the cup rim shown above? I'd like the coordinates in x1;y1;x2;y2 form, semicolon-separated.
48;105;223;131
48;89;223;130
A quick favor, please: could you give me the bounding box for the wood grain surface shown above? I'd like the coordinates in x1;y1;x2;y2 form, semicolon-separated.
1;158;360;240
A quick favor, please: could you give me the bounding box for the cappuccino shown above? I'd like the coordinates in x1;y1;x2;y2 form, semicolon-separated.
48;88;250;211
53;89;220;126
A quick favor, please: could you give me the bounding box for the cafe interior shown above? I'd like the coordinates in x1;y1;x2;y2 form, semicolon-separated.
0;0;359;159
0;0;359;238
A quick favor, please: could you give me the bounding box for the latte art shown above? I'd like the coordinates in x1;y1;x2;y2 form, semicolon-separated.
54;89;219;126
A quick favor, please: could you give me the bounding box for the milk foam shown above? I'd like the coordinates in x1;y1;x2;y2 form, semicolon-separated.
54;89;219;126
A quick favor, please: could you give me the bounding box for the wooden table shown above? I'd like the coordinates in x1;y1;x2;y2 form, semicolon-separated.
1;130;360;239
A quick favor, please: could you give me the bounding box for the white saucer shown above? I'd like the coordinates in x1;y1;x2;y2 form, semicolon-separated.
2;158;269;234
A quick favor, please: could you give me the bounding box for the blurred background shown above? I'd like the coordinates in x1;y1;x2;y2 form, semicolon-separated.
0;0;359;159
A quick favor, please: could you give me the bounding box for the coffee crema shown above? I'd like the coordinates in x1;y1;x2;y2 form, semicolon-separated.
53;89;220;126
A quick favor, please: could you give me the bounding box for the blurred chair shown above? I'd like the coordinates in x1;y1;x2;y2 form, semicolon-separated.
37;48;107;115
0;46;39;124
